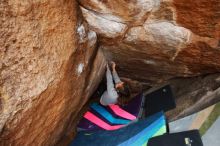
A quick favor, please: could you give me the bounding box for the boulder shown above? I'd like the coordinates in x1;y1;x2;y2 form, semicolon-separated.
80;0;220;83
0;0;106;145
0;0;220;145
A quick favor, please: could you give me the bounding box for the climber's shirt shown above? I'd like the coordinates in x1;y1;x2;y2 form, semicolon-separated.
100;65;121;106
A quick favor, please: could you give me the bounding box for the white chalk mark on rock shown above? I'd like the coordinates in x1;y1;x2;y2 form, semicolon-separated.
77;63;84;76
88;31;97;47
77;24;86;43
143;59;157;65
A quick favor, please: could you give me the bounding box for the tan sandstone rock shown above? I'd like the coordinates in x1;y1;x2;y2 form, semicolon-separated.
0;0;220;145
0;0;106;145
80;0;220;84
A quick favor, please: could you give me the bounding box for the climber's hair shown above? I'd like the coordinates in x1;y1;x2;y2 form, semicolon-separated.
116;82;132;105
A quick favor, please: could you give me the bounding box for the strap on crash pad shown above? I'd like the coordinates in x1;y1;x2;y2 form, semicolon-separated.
84;111;124;130
109;104;137;120
91;103;131;125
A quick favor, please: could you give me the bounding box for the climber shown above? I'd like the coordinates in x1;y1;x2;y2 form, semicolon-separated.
100;62;132;106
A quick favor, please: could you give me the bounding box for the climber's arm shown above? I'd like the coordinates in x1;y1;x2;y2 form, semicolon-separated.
106;64;118;98
112;68;122;84
111;62;122;84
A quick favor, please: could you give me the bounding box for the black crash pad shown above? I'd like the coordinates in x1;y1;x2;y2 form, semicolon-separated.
148;130;203;146
144;85;176;117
